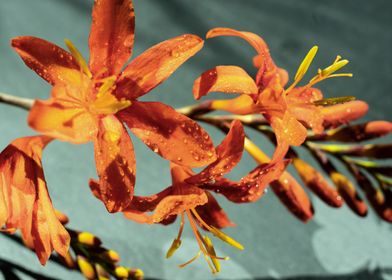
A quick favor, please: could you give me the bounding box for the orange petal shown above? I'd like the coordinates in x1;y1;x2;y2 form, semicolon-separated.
115;34;204;99
28;100;97;144
322;100;369;128
11;36;81;85
204;160;287;203
0;136;70;264
270;113;308;147
293;158;343;208
89;0;135;77
119;101;216;167
170;163;194;185
270;172;314;222
211;94;257;115
186;120;245;184
93;115;136;213
195;191;234;229
193;66;258;100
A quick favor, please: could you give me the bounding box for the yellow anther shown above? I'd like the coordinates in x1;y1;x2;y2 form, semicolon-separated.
64;39;92;78
91;91;132;115
166;238;182;259
100;249;120;263
210;226;244;250
77;256;96;280
313;96;356;106
294;46;318;83
114;266;129;278
77;231;102;247
203;235;220;273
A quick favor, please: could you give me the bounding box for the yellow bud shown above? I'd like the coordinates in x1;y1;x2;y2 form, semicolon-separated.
77;232;102;247
166;238;182;259
77;256;96;280
101;249;120;263
129;268;144;280
114;266;129;278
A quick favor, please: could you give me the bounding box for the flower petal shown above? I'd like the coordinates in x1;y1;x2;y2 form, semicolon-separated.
93;115;136;213
118;101;217;167
270;173;314;222
0;136;70;264
115;34;204;99
186;120;244;184
203;161;288;203
11;36;81;86
89;0;135;77
193;66;258;100
211;95;257;115
28;100;97;144
195;191;234;229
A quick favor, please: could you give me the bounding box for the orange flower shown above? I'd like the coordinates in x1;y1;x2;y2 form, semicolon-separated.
90;121;285;272
11;0;216;212
193;28;367;161
0;136;70;264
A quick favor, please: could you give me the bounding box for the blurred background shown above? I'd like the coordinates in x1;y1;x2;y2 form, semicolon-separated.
0;0;391;279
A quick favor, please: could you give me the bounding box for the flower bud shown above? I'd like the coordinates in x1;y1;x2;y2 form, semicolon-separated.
129;268;144;280
330;172;368;216
293;158;343;207
325;121;392;142
322;100;368;128
77;232;102;247
100;249;120;263
54;209;69;225
270;173;314;222
77;255;96;280
114;266;129;278
95;263;110;280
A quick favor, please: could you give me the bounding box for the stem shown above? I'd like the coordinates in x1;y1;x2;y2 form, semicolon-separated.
0;92;33;110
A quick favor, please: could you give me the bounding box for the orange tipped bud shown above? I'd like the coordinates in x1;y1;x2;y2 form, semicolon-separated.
114;266;129;278
322;100;368;128
54;209;69;225
129;268;144;280
77;232;102;247
293;158;343;207
330;172;368;216
271;173;314;222
77;256;96;280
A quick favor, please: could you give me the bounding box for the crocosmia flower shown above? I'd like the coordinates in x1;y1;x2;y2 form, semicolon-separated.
0;136;69;264
98;120;286;272
11;0;216;212
193;27;368;160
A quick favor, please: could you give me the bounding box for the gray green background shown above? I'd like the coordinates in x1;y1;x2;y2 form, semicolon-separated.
0;0;391;279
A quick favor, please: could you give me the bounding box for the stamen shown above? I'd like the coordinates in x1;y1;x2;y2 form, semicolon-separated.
64;39;92;78
96;76;117;98
203;235;220;273
321;59;349;77
191;209;244;250
313;96;356;106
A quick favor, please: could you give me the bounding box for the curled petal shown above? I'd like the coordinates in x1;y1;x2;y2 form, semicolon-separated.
322;100;369;128
116;34;204;99
0;136;70;264
203;160;288;203
195;192;234;229
89;0;135;77
186;120;244;184
271;173;314;222
11;36;81;86
193;66;258;100
292;158;343;208
93;115;136;213
119;101;216;167
28;99;97;144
